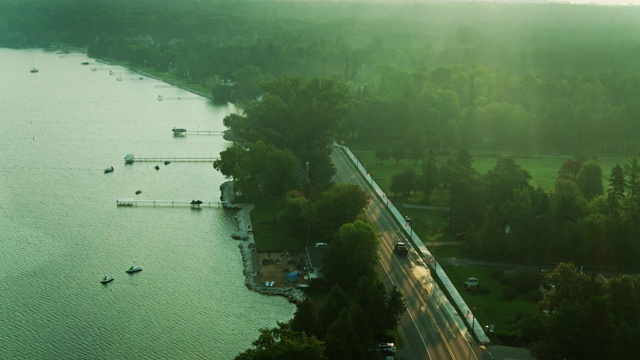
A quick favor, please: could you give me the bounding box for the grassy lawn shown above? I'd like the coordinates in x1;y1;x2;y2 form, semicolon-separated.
441;265;538;335
351;147;627;192
242;194;303;253
395;206;451;242
427;244;465;258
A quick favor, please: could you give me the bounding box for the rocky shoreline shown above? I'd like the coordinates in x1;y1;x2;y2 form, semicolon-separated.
220;181;305;304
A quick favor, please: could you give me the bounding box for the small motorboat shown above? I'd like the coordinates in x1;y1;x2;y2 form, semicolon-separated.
164;161;171;165
104;166;114;173
154;165;160;170
126;265;142;274
100;276;114;284
124;154;134;164
135;190;142;195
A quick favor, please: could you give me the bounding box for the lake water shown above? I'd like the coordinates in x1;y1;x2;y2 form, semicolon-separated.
0;48;294;359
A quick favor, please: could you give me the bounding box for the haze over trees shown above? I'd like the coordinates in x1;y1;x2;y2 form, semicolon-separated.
5;0;640;152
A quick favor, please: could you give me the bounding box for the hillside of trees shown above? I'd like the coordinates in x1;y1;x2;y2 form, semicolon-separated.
4;0;640;154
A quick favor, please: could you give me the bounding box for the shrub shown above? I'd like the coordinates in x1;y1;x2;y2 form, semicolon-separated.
499;270;540;294
468;284;490;295
527;288;543;302
502;286;517;300
489;268;505;280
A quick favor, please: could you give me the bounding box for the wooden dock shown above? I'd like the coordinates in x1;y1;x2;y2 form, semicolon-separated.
157;95;205;101
124;156;219;163
184;130;224;135
117;199;226;208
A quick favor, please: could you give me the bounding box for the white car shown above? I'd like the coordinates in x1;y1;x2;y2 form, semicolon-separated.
464;277;479;288
373;343;396;354
314;242;328;248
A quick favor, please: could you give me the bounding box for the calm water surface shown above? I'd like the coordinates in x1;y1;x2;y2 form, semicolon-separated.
0;48;294;359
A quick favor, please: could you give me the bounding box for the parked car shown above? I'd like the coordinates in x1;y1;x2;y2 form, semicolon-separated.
464;277;479;288
314;242;328;248
394;242;408;255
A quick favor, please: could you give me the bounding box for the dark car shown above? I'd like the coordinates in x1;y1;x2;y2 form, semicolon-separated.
394;242;408;255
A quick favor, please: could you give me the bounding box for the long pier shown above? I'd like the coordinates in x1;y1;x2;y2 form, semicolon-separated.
117;198;226;208
184;130;224;135
157;95;205;101
116;76;148;82
125;156;219;163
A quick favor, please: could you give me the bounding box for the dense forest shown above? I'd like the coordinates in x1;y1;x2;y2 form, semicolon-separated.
4;0;640;154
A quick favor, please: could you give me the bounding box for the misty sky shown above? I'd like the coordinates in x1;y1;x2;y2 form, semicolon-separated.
494;0;638;4
475;0;638;5
558;0;640;4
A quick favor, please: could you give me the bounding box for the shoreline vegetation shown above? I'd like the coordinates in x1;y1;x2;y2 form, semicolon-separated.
220;181;305;304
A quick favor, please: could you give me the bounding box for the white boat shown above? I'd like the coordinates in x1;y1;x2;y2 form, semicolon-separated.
124;154;134;164
126;265;142;273
30;59;38;73
100;276;114;284
172;127;187;136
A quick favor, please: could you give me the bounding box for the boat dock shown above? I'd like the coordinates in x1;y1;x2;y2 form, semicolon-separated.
117;199;226;208
157;95;205;101
171;127;223;136
181;130;225;135
123;154;218;163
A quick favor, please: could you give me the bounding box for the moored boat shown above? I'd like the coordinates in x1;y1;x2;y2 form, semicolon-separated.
100;276;114;284
124;154;134;164
126;265;142;273
172;127;186;136
104;166;114;173
30;58;38;73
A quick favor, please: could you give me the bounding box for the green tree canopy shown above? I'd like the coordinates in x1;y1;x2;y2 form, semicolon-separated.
309;183;369;241
322;220;379;289
235;322;326;360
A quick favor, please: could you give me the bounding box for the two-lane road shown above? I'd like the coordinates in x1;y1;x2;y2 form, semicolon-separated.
331;146;490;360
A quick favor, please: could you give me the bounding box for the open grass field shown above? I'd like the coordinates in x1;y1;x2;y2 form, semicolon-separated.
242;194;303;252
351;149;627;193
441;264;538;338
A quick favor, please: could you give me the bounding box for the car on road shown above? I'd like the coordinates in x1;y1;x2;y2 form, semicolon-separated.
372;343;397;354
394;242;408;255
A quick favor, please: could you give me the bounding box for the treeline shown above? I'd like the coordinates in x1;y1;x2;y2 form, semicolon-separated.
529;263;640;359
236;219;406;360
5;1;640;153
214;76;405;359
388;149;640;270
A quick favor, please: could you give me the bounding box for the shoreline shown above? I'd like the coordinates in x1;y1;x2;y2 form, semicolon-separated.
63;47;302;304
220;181;304;304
